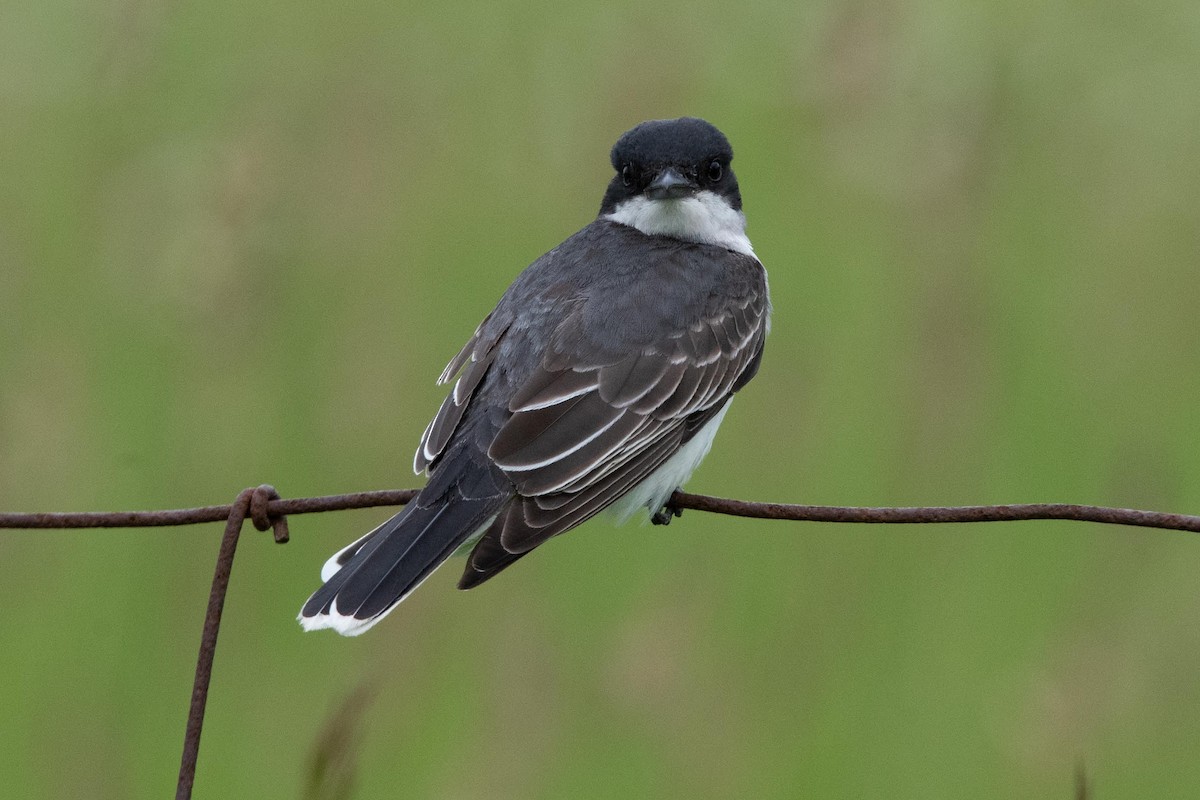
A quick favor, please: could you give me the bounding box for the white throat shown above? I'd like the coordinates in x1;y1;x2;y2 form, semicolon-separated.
605;191;756;256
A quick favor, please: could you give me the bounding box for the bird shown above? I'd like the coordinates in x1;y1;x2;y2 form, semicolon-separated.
299;117;770;635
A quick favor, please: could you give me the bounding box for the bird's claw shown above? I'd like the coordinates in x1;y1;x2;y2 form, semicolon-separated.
651;495;684;526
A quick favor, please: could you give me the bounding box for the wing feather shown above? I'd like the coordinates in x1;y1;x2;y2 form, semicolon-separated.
653;361;707;420
509;368;599;412
490;392;625;471
437;311;493;384
499;430;684;554
629;360;689;415
685;322;722;365
415;321;507;474
503;410;648;495
599;352;672;408
691;353;728;413
479;281;768;558
453;246;768;589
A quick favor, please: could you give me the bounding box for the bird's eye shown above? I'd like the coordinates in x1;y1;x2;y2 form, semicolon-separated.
621;165;633;187
707;161;723;182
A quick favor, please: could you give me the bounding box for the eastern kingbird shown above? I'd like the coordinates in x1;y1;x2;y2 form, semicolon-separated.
300;117;769;635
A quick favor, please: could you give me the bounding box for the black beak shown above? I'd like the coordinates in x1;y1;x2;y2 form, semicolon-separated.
645;167;698;200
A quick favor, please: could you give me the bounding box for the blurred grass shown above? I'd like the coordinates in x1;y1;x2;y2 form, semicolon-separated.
3;0;1200;797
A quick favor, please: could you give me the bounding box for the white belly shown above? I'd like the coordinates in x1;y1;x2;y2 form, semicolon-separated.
609;401;731;522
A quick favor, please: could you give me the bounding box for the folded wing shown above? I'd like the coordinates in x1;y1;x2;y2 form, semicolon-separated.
460;291;768;586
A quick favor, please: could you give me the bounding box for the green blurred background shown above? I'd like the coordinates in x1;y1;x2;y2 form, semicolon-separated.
3;0;1200;797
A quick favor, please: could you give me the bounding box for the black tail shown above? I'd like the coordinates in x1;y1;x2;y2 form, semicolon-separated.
299;488;507;636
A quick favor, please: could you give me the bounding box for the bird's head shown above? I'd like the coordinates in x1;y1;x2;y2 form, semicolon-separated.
600;117;750;254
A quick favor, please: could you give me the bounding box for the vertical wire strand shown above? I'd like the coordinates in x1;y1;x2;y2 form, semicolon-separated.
175;488;252;800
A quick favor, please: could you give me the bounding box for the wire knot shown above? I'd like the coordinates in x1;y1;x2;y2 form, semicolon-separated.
248;484;289;543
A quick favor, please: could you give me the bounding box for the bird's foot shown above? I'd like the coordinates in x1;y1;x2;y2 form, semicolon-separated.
651;493;684;526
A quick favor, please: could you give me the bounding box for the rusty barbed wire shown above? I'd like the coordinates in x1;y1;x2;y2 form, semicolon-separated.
0;488;419;529
2;486;1198;800
4;488;1199;531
